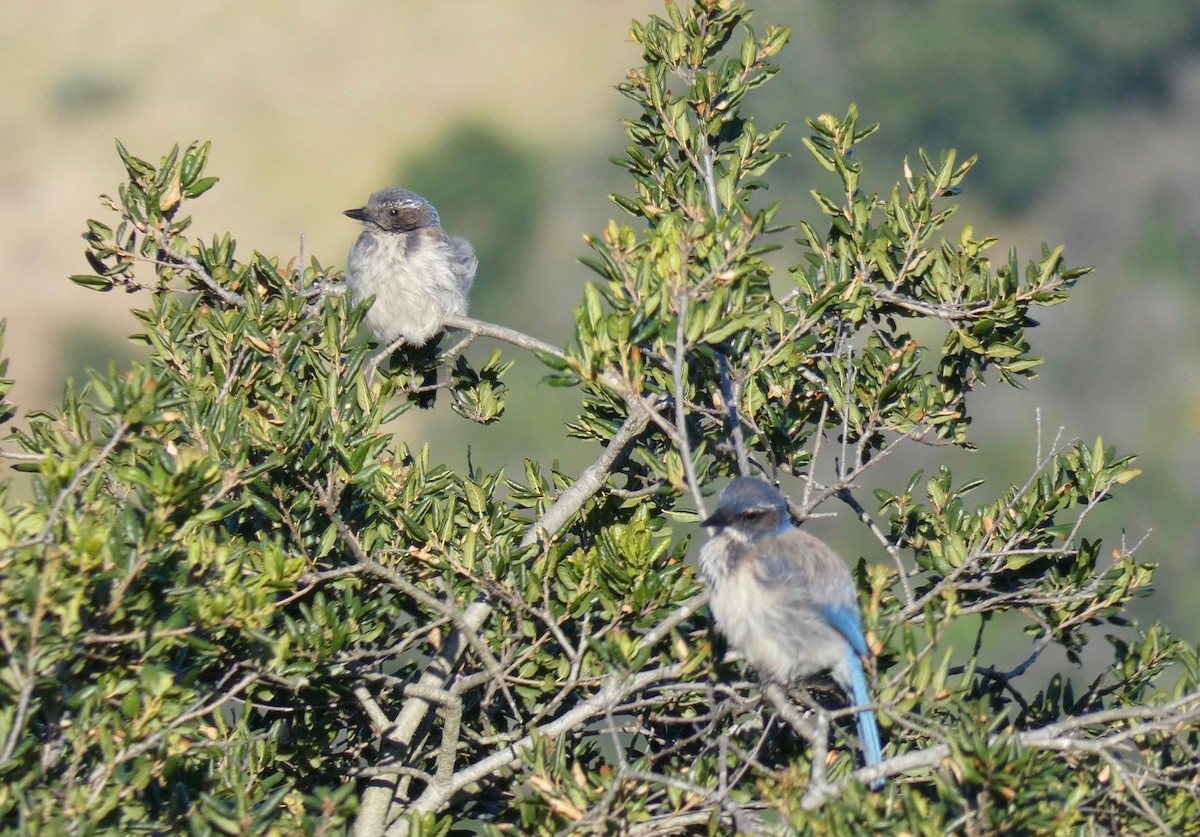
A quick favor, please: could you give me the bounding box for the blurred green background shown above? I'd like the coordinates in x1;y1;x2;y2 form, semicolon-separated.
2;0;1198;638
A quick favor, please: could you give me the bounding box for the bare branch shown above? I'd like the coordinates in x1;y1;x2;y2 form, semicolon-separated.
671;282;707;516
717;356;751;479
0;448;44;462
800;689;1200;809
319;486;520;720
521;401;652;548
835;486;913;606
443;315;564;362
401;663;687;826
354;599;491;837
356;402;656;835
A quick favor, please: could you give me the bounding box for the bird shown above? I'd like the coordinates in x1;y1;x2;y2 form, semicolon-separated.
698;477;884;787
344;188;477;402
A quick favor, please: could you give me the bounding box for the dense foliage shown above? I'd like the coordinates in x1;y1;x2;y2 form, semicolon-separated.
2;2;1197;834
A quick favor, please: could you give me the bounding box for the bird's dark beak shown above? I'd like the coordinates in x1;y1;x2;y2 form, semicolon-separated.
343;207;369;222
700;508;727;528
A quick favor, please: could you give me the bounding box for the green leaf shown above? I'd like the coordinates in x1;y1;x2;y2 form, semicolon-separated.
183;176;219;198
69;274;114;290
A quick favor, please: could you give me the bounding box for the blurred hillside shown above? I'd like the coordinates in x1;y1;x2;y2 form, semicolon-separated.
1;1;1198;634
0;0;654;407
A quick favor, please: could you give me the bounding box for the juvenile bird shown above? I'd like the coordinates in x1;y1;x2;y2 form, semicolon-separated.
344;188;477;400
699;477;883;787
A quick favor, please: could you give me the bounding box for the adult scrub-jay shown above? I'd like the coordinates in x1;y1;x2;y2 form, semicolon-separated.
699;477;883;785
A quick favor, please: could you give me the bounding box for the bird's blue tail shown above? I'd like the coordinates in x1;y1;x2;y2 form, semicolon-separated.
845;648;884;790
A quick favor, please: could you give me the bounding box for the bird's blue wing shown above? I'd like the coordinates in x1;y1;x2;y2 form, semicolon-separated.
820;602;869;659
751;530;884;787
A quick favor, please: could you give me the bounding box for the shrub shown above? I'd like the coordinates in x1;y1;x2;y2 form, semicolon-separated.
2;2;1195;834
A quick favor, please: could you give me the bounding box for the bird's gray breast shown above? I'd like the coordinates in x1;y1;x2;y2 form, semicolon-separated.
700;530;852;682
346;229;473;346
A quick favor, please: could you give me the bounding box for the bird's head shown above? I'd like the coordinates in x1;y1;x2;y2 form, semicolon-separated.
701;477;790;537
344;188;441;233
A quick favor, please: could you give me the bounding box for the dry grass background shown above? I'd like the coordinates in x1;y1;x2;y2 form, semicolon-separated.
0;0;656;409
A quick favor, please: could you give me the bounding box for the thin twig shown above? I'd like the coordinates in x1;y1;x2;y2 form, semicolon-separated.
836;487;913;605
800;689;1200;809
86;670;259;798
671;281;707;516
355;404;656;836
152;233;247;308
521;402;652;548
19;419;131;549
443;315;564;362
717;356;751;478
0;448;44;462
402;662;687;824
319;489;519;720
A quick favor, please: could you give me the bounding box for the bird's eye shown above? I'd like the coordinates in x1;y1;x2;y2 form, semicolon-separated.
388;208;400;217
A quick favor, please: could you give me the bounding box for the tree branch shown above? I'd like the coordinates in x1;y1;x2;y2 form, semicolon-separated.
355;402;654;835
800;689;1200;809
671;283;707;516
520;401;651;548
443;315;565;362
0;447;44;462
401;663;686;827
